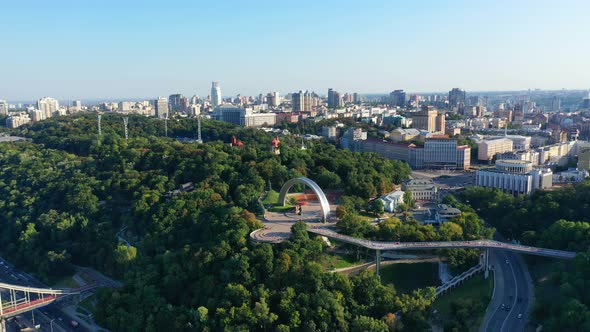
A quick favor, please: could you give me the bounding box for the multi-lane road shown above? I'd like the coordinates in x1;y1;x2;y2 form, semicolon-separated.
480;245;534;331
0;257;88;332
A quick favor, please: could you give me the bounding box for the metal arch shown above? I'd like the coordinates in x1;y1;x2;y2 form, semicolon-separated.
278;177;330;222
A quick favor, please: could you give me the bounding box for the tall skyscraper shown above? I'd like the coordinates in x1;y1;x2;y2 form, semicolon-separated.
448;88;466;109
389;90;406;107
37;97;59;119
0;100;8;115
327;88;335;108
292;91;305;112
155;97;169;118
211;82;222;107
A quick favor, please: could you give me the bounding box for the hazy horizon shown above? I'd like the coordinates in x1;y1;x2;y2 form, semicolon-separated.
2;0;589;100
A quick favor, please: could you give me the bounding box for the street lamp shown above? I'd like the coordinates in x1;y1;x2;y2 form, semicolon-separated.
49;318;55;332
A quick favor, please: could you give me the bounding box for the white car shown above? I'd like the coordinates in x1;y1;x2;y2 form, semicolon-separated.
517;313;523;319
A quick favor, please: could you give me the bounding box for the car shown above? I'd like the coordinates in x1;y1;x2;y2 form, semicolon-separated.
505;259;509;264
506;305;511;311
501;304;505;309
395;242;400;245
517;313;523;319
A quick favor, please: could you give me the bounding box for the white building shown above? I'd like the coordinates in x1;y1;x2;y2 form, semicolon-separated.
37;97;59;119
553;168;588;183
0;100;8;115
6;113;31;128
29;109;46;122
478;138;513;161
403;179;438;201
379;191;405;212
211;82;222;107
504;135;531;150
476;159;552;195
155;97;169;118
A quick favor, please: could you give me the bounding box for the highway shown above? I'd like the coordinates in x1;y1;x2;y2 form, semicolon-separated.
0;257;87;332
480;237;534;332
308;228;576;259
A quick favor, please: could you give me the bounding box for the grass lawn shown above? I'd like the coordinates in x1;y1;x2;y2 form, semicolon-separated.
430;273;493;331
379;263;440;294
52;276;79;288
262;189;280;205
319;252;363;270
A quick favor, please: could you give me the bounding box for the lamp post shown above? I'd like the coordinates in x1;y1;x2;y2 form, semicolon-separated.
50;318;55;332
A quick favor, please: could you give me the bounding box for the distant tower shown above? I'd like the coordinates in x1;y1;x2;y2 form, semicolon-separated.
97;114;102;136
123;117;129;140
164;113;168;137
271;137;281;155
211;82;222;107
196;115;203;143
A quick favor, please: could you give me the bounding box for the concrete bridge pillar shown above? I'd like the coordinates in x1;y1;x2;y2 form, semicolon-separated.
0;318;5;332
375;249;381;280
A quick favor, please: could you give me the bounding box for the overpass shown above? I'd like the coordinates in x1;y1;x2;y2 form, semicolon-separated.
0;281;79;331
308;228;577;259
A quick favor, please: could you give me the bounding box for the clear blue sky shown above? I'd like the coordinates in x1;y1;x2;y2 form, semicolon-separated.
1;0;589;101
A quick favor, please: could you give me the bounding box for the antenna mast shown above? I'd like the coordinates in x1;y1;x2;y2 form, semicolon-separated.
164;113;169;137
123;117;129;140
197;114;203;143
97;114;102;136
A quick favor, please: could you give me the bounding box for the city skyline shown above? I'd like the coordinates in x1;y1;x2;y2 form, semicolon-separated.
2;0;589;100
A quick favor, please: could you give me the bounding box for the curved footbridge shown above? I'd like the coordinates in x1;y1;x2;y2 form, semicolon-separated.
307;228;576;259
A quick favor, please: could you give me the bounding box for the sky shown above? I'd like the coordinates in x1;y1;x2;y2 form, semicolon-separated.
1;0;589;101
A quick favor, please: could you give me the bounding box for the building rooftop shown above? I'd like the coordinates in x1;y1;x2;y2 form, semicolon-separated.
496;159;531;165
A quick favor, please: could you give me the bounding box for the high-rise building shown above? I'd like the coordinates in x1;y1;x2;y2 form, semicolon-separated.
168;94;187;113
389;90;406;107
327;89;335;108
0;100;8;115
37;97;59;119
583;95;590;110
155;97;169;118
267;92;280;107
353;93;361;104
292;90;318;112
448;88;466;109
551;96;561;112
211;82;222;107
412;106;438;132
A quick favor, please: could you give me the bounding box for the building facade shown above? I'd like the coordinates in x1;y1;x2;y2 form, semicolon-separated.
478;138;514;161
37;97;59;119
155;97;169;118
476;159;552;195
403;179;438;201
211;82;222;107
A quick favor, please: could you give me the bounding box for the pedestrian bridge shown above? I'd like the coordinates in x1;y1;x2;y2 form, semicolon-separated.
0;281;79;319
308;228;576;259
